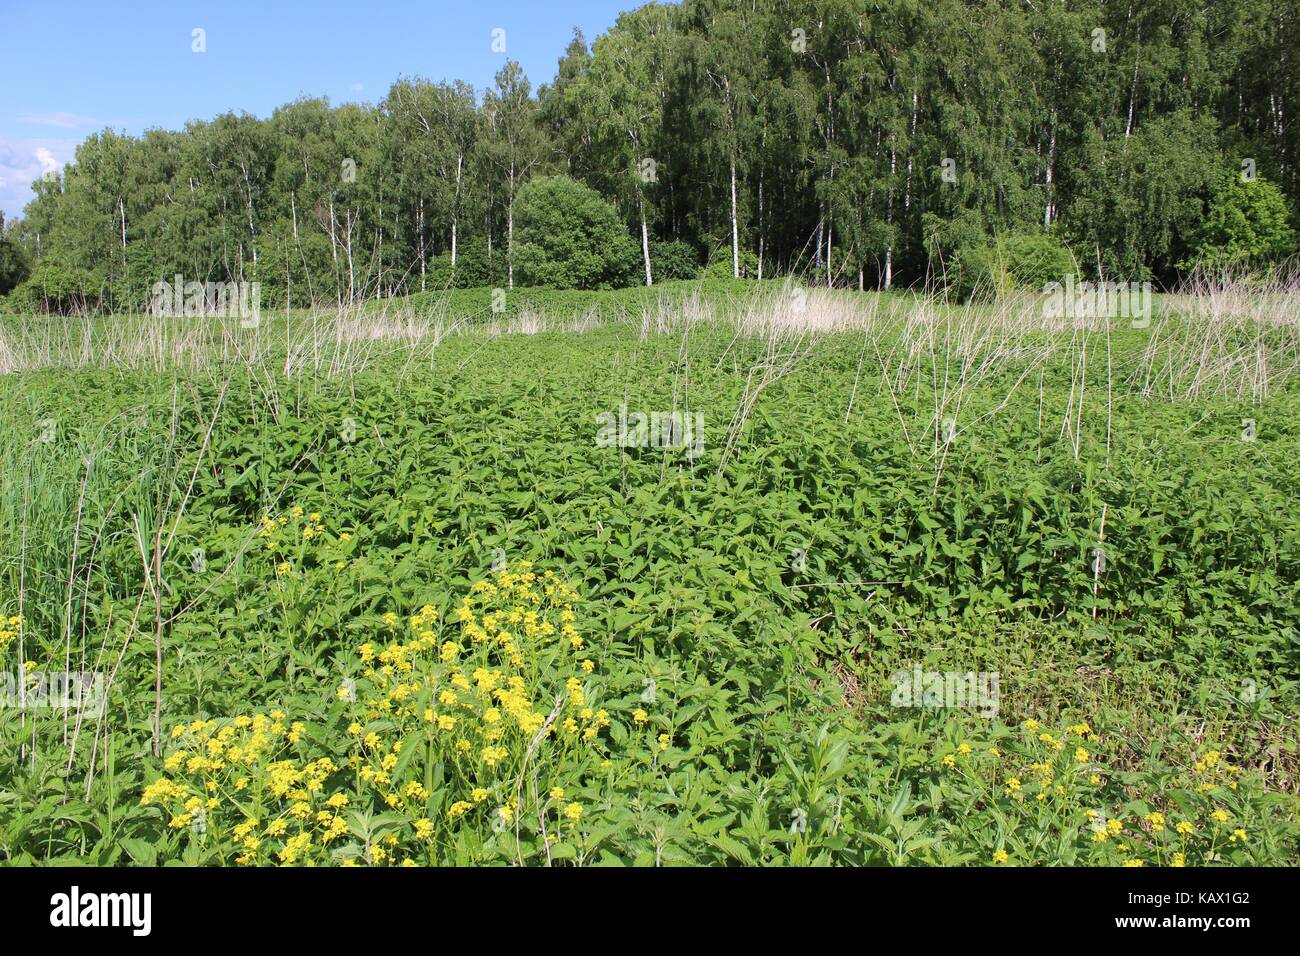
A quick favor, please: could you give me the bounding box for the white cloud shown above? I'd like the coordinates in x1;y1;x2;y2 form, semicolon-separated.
0;138;80;219
351;83;364;93
35;147;60;175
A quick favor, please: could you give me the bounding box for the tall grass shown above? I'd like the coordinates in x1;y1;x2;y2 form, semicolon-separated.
1136;266;1300;401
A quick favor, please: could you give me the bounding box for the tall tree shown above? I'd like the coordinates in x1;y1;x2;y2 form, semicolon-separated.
480;61;549;288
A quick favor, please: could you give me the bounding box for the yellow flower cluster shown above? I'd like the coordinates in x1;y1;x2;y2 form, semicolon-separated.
141;563;640;866
1192;749;1244;792
943;719;1098;807
259;507;343;577
345;564;614;835
0;614;22;655
939;720;1254;867
142;711;355;864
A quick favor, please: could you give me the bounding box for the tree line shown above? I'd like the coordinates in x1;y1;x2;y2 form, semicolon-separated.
2;0;1297;312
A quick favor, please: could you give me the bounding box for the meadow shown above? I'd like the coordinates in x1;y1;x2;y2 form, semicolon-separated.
1;278;1297;866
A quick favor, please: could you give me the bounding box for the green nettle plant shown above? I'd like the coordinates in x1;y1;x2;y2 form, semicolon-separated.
3;0;1300;871
3;282;1298;866
513;175;639;290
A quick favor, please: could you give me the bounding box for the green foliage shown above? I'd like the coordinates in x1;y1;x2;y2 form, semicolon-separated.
426;238;508;290
0;224;29;296
1062;111;1219;281
1;282;1297;865
948;231;1079;302
6;260;98;314
702;247;759;280
513;176;639;289
9;0;1296;311
1183;172;1299;270
650;240;701;281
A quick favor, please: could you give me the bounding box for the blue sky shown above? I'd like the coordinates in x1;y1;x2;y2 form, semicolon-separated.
0;0;637;219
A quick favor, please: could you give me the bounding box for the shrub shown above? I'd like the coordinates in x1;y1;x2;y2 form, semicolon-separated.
0;232;29;297
950;231;1079;302
702;247;759;280
513;176;638;290
251;225;338;307
427;238;508;290
650;240;701;281
1181;171;1298;270
6;261;100;314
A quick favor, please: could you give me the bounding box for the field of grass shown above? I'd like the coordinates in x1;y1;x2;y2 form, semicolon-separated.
1;280;1297;866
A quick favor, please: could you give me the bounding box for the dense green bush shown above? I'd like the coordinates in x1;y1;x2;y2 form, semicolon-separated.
650;240;702;281
703;247;759;280
6;261;100;314
513;175;638;290
949;231;1080;302
1182;171;1299;270
0;228;29;296
426;238;508;290
250;225;339;308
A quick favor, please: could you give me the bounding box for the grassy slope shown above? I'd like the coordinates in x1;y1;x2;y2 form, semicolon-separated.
0;283;1296;865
